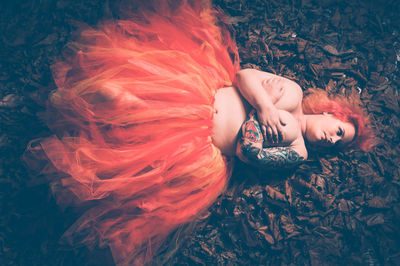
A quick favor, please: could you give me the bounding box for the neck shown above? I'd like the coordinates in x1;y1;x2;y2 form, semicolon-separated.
300;113;309;137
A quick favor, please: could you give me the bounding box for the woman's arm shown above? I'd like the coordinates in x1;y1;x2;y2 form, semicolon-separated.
236;110;305;169
235;69;302;111
235;69;303;144
235;69;282;110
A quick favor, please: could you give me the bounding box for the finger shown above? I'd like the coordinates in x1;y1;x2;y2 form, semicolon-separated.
264;125;270;142
267;126;273;142
261;125;267;139
276;124;283;142
271;126;279;143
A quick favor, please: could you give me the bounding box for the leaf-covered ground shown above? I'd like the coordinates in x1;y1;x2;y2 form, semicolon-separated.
1;0;399;265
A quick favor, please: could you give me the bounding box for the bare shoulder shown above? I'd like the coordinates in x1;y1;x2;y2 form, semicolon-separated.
284;79;303;97
274;79;303;112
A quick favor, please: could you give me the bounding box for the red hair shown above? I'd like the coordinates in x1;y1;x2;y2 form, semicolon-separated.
302;88;374;151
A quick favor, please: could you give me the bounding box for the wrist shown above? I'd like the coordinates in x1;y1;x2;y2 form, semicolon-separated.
255;98;274;113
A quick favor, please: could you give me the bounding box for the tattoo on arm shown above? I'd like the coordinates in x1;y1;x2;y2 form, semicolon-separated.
242;110;263;143
240;145;304;168
239;110;304;169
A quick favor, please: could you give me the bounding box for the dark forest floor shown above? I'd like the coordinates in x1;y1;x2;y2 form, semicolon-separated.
1;0;399;265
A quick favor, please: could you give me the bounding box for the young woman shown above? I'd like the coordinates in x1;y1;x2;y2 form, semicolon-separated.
25;0;372;265
217;68;372;169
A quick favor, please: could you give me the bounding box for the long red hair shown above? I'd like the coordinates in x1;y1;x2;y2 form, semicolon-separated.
302;88;374;151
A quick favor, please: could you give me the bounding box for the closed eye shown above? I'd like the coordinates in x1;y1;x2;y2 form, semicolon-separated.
337;127;344;137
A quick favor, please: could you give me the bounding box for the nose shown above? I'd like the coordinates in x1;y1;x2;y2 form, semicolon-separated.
329;135;340;144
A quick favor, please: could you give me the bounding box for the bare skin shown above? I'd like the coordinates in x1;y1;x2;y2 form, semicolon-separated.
212;86;303;156
212;69;307;159
235;110;305;168
212;69;356;167
98;68;354;167
212;86;251;156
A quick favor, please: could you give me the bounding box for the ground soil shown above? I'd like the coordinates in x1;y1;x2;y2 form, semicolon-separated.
0;0;399;265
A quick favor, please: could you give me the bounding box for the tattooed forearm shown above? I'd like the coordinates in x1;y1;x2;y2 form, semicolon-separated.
238;109;304;169
240;144;303;168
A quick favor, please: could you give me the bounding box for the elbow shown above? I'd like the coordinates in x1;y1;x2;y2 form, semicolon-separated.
235;68;253;79
235;68;255;87
235;141;252;164
236;68;252;77
235;70;244;84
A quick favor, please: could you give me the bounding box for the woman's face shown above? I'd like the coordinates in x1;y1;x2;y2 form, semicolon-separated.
305;113;355;148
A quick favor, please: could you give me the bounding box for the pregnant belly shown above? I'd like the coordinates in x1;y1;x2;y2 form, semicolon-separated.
212;86;250;156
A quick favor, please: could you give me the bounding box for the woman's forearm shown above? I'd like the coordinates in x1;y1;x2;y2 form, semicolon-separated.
235;69;273;112
236;69;288;112
236;110;304;169
235;68;302;114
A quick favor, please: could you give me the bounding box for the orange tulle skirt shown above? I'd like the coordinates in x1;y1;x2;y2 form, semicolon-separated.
25;0;239;265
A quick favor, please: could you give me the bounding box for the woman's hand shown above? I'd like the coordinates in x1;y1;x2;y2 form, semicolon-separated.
237;109;305;168
235;69;301;144
258;77;289;143
257;105;286;144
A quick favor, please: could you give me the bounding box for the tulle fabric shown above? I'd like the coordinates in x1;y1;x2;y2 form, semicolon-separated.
25;0;239;265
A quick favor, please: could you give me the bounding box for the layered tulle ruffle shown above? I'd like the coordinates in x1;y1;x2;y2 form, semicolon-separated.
25;0;239;264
